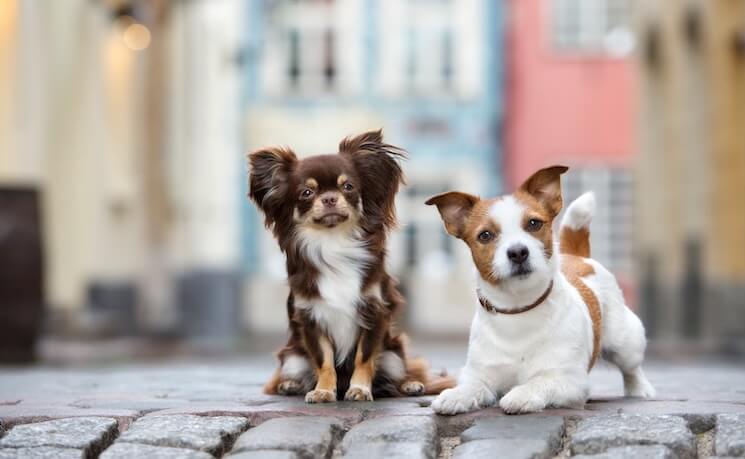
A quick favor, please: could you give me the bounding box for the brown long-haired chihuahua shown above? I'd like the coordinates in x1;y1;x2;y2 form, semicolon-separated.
248;129;454;403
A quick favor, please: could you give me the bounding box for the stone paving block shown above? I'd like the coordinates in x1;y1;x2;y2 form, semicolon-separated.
149;400;364;427
0;417;117;455
117;415;248;455
100;442;215;459
715;413;745;457
341;416;438;459
343;441;431;459
0;403;140;425
226;451;299;459
231;416;342;459
450;416;564;459
454;437;559;459
571;414;695;459
573;445;675;459
0;447;85;459
454;439;515;459
457;415;565;459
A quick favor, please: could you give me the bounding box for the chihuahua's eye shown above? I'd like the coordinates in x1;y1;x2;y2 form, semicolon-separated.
526;219;544;232
477;231;494;243
300;189;314;199
342;182;354;192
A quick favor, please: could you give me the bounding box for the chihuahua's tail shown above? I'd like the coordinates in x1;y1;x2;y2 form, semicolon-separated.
560;192;595;258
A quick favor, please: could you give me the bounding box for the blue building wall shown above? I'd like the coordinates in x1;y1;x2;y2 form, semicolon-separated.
240;0;505;273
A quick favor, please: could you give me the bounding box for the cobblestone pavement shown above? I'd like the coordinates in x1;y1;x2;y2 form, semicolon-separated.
1;347;744;458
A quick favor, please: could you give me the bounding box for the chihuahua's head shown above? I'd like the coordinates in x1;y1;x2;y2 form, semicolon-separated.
248;130;405;244
426;166;568;293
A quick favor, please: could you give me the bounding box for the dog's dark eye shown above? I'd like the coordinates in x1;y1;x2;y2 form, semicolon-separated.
300;189;314;199
477;231;494;243
526;219;544;232
342;182;354;192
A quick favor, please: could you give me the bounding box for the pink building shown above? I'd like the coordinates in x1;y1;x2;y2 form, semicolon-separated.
504;0;636;286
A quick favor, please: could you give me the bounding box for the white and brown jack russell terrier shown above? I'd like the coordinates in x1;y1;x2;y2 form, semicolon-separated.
426;165;655;415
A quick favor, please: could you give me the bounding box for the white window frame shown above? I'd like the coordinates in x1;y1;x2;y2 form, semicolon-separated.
260;0;363;97
548;0;634;56
378;0;483;99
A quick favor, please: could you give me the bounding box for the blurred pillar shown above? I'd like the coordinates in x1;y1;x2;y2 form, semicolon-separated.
706;0;745;351
634;0;745;352
166;0;245;339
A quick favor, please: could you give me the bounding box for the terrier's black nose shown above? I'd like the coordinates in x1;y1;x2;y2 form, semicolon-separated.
507;244;530;264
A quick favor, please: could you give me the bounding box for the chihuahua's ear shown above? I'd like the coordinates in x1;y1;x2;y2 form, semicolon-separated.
425;191;479;239
340;129;406;230
248;147;297;228
518;165;568;217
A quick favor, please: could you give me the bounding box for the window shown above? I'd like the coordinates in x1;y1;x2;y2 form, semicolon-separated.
562;167;633;275
550;0;634;55
378;0;484;99
261;0;360;96
405;0;455;94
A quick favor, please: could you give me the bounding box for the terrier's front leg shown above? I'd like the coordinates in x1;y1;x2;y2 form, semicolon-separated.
499;369;588;414
304;334;337;403
432;374;496;415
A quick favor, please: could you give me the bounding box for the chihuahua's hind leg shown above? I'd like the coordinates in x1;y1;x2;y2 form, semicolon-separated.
276;354;314;395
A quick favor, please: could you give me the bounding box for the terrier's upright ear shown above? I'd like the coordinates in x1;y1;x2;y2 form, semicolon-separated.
340;129;406;230
425;191;480;239
247;147;297;229
518;165;569;218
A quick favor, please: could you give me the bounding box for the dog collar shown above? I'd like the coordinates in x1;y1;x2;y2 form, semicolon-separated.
477;280;554;315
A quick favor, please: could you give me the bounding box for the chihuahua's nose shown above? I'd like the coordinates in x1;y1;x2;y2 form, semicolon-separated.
321;193;338;208
507;244;530;264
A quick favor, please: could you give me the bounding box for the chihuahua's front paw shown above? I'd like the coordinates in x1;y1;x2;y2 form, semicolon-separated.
305;389;336;403
431;388;480;415
499;385;545;414
277;379;304;396
344;385;373;401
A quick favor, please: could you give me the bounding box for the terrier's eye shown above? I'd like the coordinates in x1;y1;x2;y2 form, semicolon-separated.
526;219;544;232
342;182;354;192
477;231;494;243
300;189;314;199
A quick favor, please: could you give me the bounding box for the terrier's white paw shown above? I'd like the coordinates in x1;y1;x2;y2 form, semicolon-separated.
626;379;656;398
499;385;546;414
431;388;481;415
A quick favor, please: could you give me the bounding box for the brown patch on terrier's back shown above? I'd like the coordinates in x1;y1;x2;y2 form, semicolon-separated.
561;254;601;370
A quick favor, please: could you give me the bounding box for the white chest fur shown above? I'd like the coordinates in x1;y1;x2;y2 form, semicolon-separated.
295;227;372;364
465;275;593;389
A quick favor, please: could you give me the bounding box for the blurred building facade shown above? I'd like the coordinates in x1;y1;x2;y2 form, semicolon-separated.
241;0;505;334
0;0;245;337
505;0;636;285
634;0;745;351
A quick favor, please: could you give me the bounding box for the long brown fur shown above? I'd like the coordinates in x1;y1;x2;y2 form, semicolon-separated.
248;129;454;400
